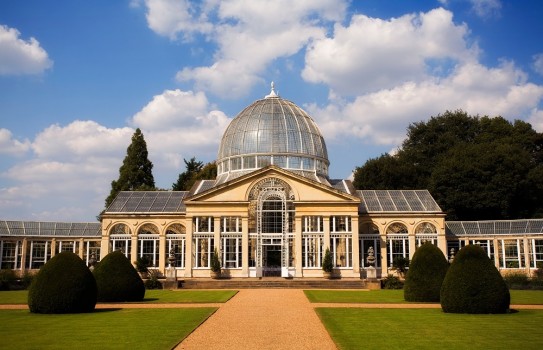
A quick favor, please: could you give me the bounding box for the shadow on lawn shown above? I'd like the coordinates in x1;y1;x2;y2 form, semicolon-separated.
92;308;123;313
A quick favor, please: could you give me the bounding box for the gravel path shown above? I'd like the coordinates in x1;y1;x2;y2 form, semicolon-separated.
176;289;337;350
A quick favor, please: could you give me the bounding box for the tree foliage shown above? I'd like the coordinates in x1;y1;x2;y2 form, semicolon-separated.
353;110;543;220
404;243;448;302
105;128;155;208
440;244;510;314
172;157;217;191
28;252;97;314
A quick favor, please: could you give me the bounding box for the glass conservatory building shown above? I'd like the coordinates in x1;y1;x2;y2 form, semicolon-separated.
2;85;543;278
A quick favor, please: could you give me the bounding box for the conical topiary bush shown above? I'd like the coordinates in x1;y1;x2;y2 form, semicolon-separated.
93;250;145;302
440;244;510;314
404;242;448;302
28;252;97;314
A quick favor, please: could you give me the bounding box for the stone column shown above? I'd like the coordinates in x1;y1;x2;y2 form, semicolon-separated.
20;238;28;271
295;216;303;277
323;217;330;250
380;234;388;275
159;231;167;274
184;217;193;278
50;239;56;258
523;237;530;273
100;231;110;260
214;217;221;253
351;215;360;274
78;238;84;260
242;217;249;277
131;233;138;268
493;238;500;269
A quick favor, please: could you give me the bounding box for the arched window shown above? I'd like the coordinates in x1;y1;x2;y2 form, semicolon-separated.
166;224;185;269
386;223;409;268
248;177;295;275
360;223;381;268
110;223;131;257
137;223;160;268
415;222;438;247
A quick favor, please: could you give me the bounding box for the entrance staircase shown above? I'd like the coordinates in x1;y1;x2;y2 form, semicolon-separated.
179;277;373;289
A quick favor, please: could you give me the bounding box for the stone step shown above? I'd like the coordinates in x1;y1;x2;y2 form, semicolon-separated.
178;278;373;289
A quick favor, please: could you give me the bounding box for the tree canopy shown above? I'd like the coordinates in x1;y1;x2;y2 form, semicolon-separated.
105;128;155;208
353;110;543;220
172;157;217;191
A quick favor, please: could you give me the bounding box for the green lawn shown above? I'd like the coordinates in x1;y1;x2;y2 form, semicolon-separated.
317;308;543;350
305;289;543;305
0;308;215;349
0;289;237;304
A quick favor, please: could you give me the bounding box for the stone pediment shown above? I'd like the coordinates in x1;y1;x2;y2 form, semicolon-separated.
185;165;360;204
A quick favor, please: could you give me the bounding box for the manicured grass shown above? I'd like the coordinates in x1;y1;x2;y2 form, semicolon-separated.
0;289;237;304
0;308;216;350
509;290;543;305
0;290;27;304
317;308;543;350
305;289;543;305
304;289;405;303
144;289;237;303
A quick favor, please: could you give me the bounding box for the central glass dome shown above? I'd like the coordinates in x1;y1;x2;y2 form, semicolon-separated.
216;84;330;185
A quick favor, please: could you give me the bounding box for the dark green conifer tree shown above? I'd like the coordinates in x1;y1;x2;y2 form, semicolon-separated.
105;128;155;208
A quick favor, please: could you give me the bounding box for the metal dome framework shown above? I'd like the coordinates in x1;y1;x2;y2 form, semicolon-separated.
216;85;329;185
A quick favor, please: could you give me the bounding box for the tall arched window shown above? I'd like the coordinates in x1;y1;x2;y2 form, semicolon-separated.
249;177;295;276
137;223;160;268
415;222;438;247
110;223;131;257
166;224;185;269
386;223;409;268
360;223;381;268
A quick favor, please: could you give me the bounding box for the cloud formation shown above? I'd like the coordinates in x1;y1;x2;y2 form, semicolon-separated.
0;129;31;156
143;0;347;97
303;8;478;96
131;89;231;170
0;24;52;75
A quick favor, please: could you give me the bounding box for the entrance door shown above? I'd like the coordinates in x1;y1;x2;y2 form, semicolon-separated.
263;245;282;277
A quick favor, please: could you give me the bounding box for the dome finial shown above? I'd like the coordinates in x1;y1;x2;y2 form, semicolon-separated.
265;81;278;98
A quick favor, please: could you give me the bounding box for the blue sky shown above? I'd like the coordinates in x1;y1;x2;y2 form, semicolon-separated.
1;0;542;222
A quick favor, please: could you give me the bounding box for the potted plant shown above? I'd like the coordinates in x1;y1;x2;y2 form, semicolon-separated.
135;256;150;278
210;247;221;279
322;248;333;279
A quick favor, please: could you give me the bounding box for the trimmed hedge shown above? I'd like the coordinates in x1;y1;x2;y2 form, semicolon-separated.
93;250;145;302
440;244;510;314
28;252;97;314
404;242;448;302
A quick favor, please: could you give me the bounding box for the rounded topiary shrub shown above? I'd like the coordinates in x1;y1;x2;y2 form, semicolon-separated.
404;242;448;302
93;250;145;302
440;244;510;314
28;252;97;314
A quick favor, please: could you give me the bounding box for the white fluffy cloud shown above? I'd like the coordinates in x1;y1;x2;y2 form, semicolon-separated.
143;0;347;97
143;0;212;40
0;129;31;156
0;122;134;220
32;121;134;159
469;0;502;18
533;53;543;76
0;89;232;220
309;61;543;145
131;89;231;170
303;8;478;95
0;24;53;75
